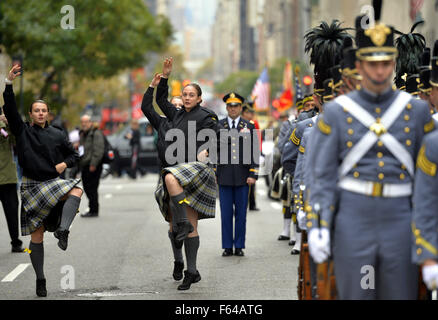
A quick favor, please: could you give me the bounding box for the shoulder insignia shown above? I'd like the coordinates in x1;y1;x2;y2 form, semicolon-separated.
299;145;305;154
317;116;332;135
424;119;435;134
417;144;437;177
211;117;217;122
289;128;301;146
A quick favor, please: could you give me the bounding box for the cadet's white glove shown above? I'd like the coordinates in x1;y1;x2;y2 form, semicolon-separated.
308;228;330;264
422;264;438;290
297;209;307;231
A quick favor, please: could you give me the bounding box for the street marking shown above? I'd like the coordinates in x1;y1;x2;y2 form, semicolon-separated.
1;264;30;282
77;291;159;297
270;202;283;210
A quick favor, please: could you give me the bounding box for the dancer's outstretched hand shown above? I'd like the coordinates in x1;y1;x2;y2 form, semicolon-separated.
7;65;21;81
162;57;173;78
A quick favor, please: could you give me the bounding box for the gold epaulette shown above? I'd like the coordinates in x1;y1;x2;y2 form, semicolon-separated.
412;223;438;256
317;116;332;135
417;144;437;177
289;128;301;146
424;119;435;133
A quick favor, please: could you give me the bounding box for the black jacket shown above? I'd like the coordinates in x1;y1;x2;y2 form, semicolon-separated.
3;85;78;181
154;78;219;165
216;118;260;186
141;86;173;168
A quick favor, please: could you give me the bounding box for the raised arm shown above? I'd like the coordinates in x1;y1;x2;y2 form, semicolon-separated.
3;65;24;137
155;58;178;120
141;73;166;131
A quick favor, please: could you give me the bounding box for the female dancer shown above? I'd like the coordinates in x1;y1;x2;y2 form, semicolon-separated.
4;65;83;297
141;58;218;290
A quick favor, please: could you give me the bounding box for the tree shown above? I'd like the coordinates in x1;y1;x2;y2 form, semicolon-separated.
214;70;259;99
0;0;173;104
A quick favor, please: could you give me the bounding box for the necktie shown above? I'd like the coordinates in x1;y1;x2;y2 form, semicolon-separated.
232;120;236;129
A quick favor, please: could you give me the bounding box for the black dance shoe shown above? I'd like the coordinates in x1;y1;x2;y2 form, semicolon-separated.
222;249;233;257
173;261;184;281
54;229;69;251
36;279;47;297
177;270;201;290
277;235;290;241
234;248;244;256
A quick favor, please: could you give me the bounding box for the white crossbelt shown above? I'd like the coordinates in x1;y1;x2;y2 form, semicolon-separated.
336;91;414;178
338;177;412;197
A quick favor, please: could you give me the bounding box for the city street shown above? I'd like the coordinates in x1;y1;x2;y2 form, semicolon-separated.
0;174;299;300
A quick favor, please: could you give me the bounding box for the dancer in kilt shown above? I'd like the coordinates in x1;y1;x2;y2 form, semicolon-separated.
3;65;83;297
142;59;218;290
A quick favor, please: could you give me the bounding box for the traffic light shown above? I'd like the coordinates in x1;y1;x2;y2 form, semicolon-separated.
303;75;313;86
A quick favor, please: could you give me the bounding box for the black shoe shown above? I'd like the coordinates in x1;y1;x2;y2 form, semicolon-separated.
54;229;69;251
11;240;24;253
174;221;194;242
36;279;47;297
289;240;296;246
249;207;260;211
177;270;201;290
222;249;233;257
234;248;244;256
291;249;300;255
277;235;290;241
173;261;184;281
80;211;98;218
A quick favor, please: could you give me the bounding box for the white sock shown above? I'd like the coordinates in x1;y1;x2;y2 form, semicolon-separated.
281;218;291;237
292;232;302;251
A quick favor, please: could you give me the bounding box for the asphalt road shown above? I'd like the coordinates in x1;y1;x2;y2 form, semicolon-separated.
0;173;299;300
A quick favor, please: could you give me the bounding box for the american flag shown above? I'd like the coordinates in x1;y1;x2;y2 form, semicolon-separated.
410;0;424;20
251;67;270;111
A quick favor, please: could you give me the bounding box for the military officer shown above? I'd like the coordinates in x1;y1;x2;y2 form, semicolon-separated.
307;13;435;299
241;102;260;212
217;92;259;257
412;54;438;291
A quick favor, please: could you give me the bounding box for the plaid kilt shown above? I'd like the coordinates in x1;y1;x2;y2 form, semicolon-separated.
155;162;217;221
20;176;81;236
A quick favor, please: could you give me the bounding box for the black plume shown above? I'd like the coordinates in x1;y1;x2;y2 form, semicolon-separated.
373;0;382;22
433;40;438;57
304;20;352;80
421;48;430;68
395;20;426;81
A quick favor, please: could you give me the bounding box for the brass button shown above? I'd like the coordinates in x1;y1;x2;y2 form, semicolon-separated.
348;129;354;135
400;173;406;180
309;124;313;127
347;117;353;124
233;150;236;153
377;141;384;147
343;107;348;112
407;104;412;110
232;143;236;146
404;115;410;121
307;214;312;219
347;141;353;148
307;222;313;228
233;156;237;160
415;229;421;236
375;107;381;114
401;164;407;170
377;152;383;158
353;172;360;178
406;140;412;146
416;239;421;245
417;248;423;255
376;117;382;123
378;173;384;180
378;161;385;168
404;127;410;133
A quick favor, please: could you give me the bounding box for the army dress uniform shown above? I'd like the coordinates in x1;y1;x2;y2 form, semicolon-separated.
217;93;259;255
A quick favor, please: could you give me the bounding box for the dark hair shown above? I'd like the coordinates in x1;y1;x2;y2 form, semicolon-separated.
184;83;202;97
29;100;49;113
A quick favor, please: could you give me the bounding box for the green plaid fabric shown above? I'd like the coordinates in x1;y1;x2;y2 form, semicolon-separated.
20;176;81;236
155;162;217;221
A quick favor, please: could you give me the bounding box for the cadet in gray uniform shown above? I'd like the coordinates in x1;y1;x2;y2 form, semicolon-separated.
307;15;435;299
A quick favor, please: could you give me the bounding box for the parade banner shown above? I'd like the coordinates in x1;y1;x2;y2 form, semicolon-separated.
251;67;270;111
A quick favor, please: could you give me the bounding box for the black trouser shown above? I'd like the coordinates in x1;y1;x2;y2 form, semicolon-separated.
248;184;256;209
0;184;21;246
81;164;102;214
